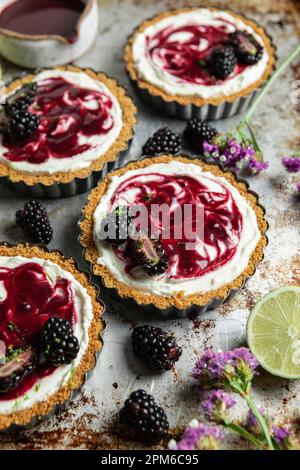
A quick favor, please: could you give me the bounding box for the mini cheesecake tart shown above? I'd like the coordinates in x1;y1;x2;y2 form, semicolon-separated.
80;155;268;315
124;7;276;119
0;243;104;431
0;65;136;197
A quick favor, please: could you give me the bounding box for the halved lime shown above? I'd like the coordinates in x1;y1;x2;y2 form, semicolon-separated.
247;286;300;379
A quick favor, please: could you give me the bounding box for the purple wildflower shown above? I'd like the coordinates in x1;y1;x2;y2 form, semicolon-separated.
203;141;220;159
246;409;259;429
193;347;259;393
248;156;269;175
202;136;267;175
272;426;289;444
193;349;231;388
272;425;300;450
282;157;300;173
233;347;260;370
226;138;241;158
168;420;223;450
202;390;236;423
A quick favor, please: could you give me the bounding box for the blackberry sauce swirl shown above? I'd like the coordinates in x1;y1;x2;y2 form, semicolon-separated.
109;172;243;279
146;20;248;85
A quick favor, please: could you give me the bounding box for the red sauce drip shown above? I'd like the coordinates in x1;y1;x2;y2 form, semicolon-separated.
2;76;115;164
146;20;248;85
0;262;77;400
0;0;86;43
110;173;243;279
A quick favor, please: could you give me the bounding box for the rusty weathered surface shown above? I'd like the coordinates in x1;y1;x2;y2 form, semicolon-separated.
0;0;299;450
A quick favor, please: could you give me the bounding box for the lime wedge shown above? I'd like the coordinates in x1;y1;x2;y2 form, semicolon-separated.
247;286;300;379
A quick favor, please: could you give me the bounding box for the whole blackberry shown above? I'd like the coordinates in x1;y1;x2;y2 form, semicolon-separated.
128;236;169;277
101;206;135;246
119;389;169;442
40;316;79;366
0;348;37;394
131;325;182;371
209;46;237;80
5;83;37;117
16;200;53;245
142;127;182;156
184;118;218;152
230;30;263;65
8;110;40;143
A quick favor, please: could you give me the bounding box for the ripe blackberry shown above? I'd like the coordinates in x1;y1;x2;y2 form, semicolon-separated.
230;30;263;65
128;236;169;276
40;316;79;366
184;118;218;151
16;200;53;245
0;348;37;393
8;110;40;143
142;127;182;156
5;83;37;117
131;325;182;371
119;389;169;442
209;46;237;80
101;206;136;246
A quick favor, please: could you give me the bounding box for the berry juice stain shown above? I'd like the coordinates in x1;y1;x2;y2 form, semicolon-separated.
0;0;87;43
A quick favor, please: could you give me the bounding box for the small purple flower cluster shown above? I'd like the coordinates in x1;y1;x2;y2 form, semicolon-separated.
175;347;300;451
245;410;299;450
168;420;223;450
203;137;269;175
281;155;300;193
272;425;289;445
282;156;300;173
202;389;236;423
193;347;259;392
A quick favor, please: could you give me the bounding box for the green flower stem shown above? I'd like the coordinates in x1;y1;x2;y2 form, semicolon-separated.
243;394;275;450
271;437;281;451
228;379;275;450
241;43;300;127
223;421;264;449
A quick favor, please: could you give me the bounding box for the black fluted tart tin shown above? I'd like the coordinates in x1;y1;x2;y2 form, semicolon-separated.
78;153;269;319
0;149;131;199
0;242;106;433
129;82;261;121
